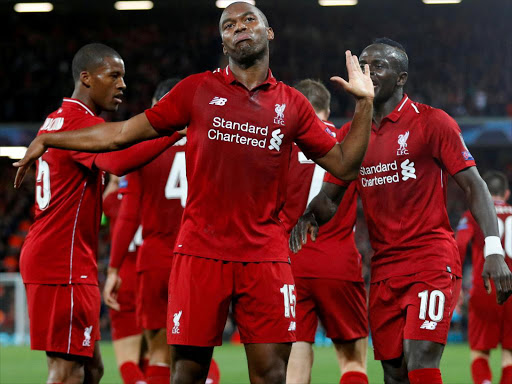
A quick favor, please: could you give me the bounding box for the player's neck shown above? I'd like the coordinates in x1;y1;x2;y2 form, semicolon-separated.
228;56;269;91
70;89;100;115
373;91;404;127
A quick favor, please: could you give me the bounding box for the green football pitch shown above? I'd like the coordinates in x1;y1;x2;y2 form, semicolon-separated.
0;342;504;383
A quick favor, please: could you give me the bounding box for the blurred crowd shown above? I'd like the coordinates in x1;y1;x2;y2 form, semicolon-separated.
1;2;511;123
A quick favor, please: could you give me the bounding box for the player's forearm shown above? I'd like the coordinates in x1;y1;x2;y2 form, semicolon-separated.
95;132;182;176
338;97;373;180
304;184;345;226
40;113;159;153
109;216;139;269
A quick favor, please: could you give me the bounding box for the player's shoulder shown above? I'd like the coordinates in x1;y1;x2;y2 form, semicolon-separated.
39;103;103;134
412;101;456;125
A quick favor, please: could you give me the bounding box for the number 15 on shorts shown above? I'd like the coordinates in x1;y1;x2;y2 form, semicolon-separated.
280;284;296;318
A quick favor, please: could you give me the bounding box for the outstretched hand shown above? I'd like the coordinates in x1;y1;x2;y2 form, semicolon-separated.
289;212;319;254
13;135;47;189
482;254;512;304
331;50;374;100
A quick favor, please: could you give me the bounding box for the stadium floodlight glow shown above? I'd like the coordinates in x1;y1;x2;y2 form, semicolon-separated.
319;0;358;6
14;2;53;12
422;0;461;3
216;0;256;9
114;1;154;10
0;147;27;160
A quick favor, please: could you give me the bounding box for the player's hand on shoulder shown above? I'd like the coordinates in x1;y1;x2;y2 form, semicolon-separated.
482;254;512;305
330;50;374;101
13;135;47;188
103;267;122;311
289;212;319;254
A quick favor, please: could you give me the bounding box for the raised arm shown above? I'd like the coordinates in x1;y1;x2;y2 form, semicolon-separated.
14;113;159;188
314;51;374;181
453;167;512;304
289;182;346;253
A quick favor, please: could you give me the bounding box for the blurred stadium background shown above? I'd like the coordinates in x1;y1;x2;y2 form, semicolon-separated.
1;0;511;382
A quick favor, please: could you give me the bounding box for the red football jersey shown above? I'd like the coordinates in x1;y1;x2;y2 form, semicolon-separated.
20;98;103;285
279;122;362;281
325;95;476;282
456;200;512;293
145;67;336;262
132;138;186;272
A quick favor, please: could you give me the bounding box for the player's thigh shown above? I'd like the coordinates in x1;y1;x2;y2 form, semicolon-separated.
112;334;143;366
233;261;296;344
245;343;292;384
313;279;368;343
403;271;461;348
403;339;444;371
46;352;85;384
293;277;318;343
84;342;104;384
168;254;232;347
171;345;214;383
368;279;405;361
381;357;409;384
137;267;171;330
26;283;100;358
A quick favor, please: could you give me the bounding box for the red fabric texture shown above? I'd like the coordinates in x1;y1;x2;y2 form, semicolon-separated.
500;365;512;384
408;368;443;384
120;361;147;384
146;365;170;384
471;358;492;384
339;371;368;384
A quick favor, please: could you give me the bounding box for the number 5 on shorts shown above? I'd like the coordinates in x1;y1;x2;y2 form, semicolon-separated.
418;290;445;322
280;284;296;318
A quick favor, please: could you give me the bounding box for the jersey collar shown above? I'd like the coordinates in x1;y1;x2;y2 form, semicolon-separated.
62;98;96;116
222;65;277;90
384;94;414;123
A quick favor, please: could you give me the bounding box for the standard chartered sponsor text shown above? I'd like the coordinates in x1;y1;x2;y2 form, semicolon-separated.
360;159;416;187
208;116;269;148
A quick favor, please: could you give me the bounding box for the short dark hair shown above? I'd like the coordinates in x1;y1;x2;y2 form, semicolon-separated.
153;78;181;101
294;79;331;114
483;170;509;197
372;37;409;73
71;43;122;82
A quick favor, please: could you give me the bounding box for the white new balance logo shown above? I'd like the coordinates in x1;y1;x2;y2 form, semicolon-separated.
401;159;416;181
268;129;284;151
209;97;227;106
288;321;296;331
420;320;438;330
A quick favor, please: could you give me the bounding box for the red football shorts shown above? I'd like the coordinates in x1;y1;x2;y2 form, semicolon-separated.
110;309;141;341
137;267;171;330
117;256;137;312
468;279;512;350
294;277;368;343
168;254;296;346
369;270;461;361
25;283;101;357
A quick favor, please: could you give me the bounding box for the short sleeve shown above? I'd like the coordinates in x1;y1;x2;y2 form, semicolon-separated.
425;108;476;176
323;123;353;187
144;74;203;134
293;91;336;160
67;115;105;170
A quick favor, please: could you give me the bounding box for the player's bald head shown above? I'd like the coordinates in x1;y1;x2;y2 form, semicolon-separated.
365;38;409;73
72;43;122;82
219;1;269;33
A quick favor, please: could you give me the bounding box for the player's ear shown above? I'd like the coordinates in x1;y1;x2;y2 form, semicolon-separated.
222;43;228;56
80;71;92;88
267;27;274;41
397;72;408;87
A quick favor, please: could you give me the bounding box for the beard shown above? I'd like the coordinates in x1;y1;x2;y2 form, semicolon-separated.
228;40;268;67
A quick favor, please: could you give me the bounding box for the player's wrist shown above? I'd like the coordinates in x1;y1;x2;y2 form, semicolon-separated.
484;236;504;258
107;266;119;274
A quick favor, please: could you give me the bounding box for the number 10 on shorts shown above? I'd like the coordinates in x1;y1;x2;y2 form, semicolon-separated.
280;284;296;318
418;290;445;322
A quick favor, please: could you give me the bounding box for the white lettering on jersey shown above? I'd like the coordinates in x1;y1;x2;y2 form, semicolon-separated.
165;152;187;207
497;215;512;258
297;151;326;205
401;159;417;180
268;129;284;151
128;225;143;252
209;97;227;106
40;117;64;132
36;158;51;210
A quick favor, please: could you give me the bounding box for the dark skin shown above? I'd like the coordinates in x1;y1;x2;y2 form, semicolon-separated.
13;3;373;383
290;43;512;383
